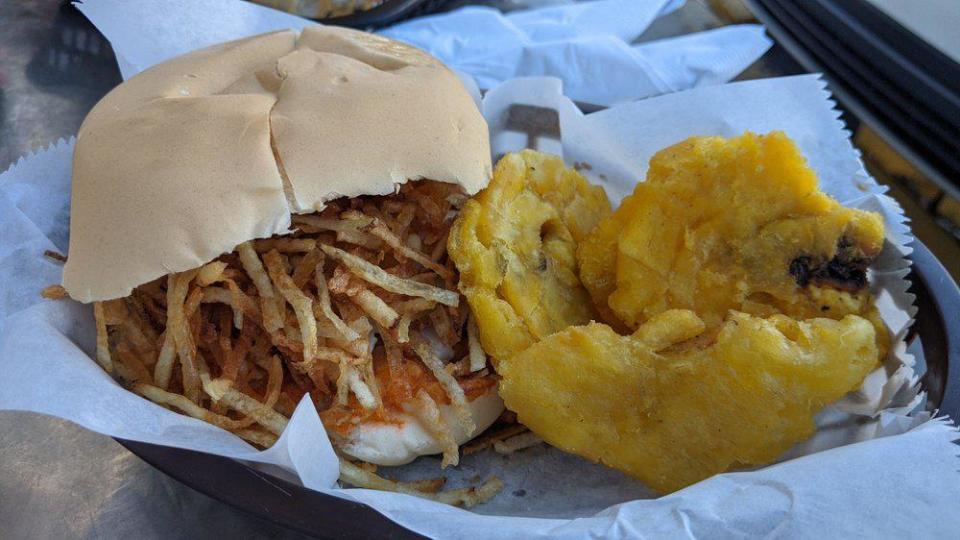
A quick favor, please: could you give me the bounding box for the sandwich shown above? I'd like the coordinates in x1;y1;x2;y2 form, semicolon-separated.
58;26;504;474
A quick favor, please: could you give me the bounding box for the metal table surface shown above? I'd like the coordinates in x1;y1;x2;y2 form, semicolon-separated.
0;1;925;539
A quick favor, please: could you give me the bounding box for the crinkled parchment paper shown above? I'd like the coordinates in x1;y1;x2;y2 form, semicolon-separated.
77;0;771;107
1;1;958;538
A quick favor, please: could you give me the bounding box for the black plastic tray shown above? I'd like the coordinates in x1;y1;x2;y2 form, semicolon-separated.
746;0;960;199
118;240;960;539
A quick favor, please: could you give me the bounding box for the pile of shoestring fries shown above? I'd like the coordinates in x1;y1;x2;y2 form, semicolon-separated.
44;180;503;506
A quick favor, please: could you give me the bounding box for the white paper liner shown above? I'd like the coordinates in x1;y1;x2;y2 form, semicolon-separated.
380;3;771;105
76;0;771;107
1;1;959;536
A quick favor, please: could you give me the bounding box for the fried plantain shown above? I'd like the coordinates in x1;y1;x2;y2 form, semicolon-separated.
498;309;878;493
448;150;612;364
578;132;886;346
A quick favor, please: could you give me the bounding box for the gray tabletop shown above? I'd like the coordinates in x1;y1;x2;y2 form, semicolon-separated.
0;2;791;538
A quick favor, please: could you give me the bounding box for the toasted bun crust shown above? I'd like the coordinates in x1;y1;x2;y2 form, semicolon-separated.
63;27;491;303
340;388;504;466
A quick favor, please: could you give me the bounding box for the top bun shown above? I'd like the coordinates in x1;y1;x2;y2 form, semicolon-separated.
63;27;492;303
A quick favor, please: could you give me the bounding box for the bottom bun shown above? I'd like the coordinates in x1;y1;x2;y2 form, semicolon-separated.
339;388;504;466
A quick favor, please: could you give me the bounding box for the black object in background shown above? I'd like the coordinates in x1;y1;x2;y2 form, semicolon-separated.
257;0;452;29
746;0;960;200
